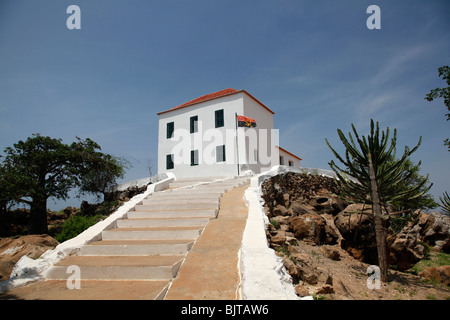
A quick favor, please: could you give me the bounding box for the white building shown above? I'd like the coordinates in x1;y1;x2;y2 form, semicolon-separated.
157;88;301;178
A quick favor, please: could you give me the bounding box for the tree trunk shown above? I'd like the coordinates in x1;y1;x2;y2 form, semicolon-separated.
368;155;388;282
29;196;48;234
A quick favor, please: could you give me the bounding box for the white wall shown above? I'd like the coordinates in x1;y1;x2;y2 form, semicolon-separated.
242;94;277;174
278;147;301;168
157;91;282;178
157;93;245;178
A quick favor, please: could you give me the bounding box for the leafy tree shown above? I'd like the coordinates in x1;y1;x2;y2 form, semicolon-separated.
1;134;127;234
325;120;432;282
70;137;129;200
425;65;450;150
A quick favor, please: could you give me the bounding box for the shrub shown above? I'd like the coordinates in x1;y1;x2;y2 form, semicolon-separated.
55;215;102;243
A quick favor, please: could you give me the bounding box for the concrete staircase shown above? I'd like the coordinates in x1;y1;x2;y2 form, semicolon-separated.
45;176;250;300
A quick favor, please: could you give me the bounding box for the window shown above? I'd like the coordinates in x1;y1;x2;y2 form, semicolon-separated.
190;150;199;166
216;145;226;162
288;160;293;167
166;122;174;139
190;116;198;133
215;109;224;128
279;156;284;165
166;154;174;170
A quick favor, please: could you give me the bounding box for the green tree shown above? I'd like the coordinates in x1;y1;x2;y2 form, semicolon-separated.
70;137;129;200
384;157;437;212
1;134;127;234
326;120;432;282
425;65;450;150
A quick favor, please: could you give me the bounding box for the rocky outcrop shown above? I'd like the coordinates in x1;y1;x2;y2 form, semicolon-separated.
416;211;450;253
262;172;348;296
0;235;59;281
261;171;450;297
418;265;450;286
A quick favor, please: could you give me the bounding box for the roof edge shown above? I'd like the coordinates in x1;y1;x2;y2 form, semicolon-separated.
277;146;302;160
157;89;275;116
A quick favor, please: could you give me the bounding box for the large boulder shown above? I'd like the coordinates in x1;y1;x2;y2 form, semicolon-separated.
334;204;379;263
289;213;338;245
418;265;450;286
386;224;424;270
0;234;59;280
417;211;450;253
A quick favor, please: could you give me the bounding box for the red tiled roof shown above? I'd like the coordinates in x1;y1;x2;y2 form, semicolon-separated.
157;88;275;115
277;146;302;160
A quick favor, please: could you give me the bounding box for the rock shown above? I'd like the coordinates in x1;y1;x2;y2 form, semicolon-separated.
419;212;450;253
63;206;79;217
334;204;379;263
295;284;310;297
272;205;292;217
311;196;338;215
386;224;424;270
418;265;450;286
290;201;316;216
289;213;325;245
282;256;299;280
283;193;290;207
261;172;344;215
316;285;334;294
321;246;341;261
0;234;59;280
271;231;286;245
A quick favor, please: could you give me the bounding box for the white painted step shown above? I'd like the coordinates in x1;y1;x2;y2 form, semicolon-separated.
79;240;194;256
116;218;210;228
145;193;222;201
134;202;219;211
127;210;217;219
101;227;203;240
140;198;219;206
46;256;184;280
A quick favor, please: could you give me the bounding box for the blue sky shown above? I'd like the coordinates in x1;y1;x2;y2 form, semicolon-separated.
0;0;449;210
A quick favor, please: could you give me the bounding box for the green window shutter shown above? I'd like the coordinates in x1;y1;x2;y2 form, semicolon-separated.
215;109;224;128
166;154;174;169
167;122;174;139
190;116;198;133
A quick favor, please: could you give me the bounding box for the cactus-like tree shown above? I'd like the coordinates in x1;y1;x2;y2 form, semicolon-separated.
439;192;450;215
326;120;432;282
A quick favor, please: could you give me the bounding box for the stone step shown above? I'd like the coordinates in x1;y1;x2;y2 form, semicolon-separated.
168;178;227;188
140;198;219;206
116;218;210;228
46;256;184;281
147;192;222;200
8;280;172;300
101;227;203;240
127;209;217;219
79;240;195;256
134;202;219;211
188;185;243;192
